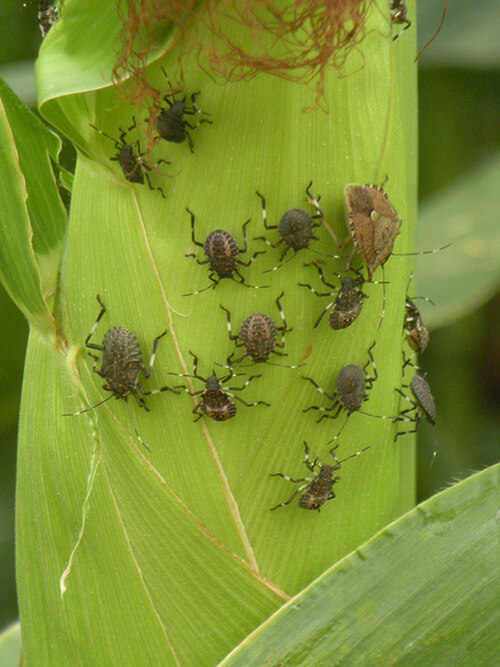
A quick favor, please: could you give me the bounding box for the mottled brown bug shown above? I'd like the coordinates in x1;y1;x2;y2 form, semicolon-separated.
344;182;402;282
254;182;324;272
156;70;212;152
404;275;433;354
394;371;437;463
299;260;368;330
270;442;370;511
63;295;178;450
220;292;294;365
172;352;269;421
390;0;411;40
184;208;267;295
90;118;168;198
38;0;58;37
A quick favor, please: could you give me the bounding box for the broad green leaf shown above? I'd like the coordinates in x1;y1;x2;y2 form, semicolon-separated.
0;622;21;667
418;0;500;68
17;2;423;663
0;78;67;332
221;463;500;665
417;152;500;329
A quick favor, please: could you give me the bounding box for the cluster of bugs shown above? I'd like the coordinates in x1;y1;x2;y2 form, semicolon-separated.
89;72;211;198
74;46;445;513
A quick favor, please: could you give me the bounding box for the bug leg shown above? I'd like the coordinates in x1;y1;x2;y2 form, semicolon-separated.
85;295;107;350
186;207;205;248
183;273;219;297
142;331;167;378
302;376;336;402
255;191;278;230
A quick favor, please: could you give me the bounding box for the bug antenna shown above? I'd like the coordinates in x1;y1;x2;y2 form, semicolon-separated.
392;242;451;257
63;394;114;416
327;414;350;445
125;400;151;452
377;266;387;330
338;445;371;465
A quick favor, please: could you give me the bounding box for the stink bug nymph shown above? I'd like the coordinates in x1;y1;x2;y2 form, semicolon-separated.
270;442;370;511
172;351;269;421
63;295;179;450
90;118;168;198
299;260;368;330
394;373;437;463
254;182;325;272
390;0;411;40
155;70;212;152
404;274;433;354
220;292;298;367
184;208;268;295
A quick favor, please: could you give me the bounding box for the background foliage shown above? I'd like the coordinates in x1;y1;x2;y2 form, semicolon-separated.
0;0;499;654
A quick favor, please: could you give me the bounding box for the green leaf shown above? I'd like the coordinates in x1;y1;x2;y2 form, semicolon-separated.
221;463;500;665
0;622;21;667
417;152;500;329
17;2;423;664
0;78;67;332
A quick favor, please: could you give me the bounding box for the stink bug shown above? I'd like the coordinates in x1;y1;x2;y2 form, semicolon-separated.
172;351;269;421
90;118;168;197
254;182;324;271
63;295;179;450
270;442;370;511
390;0;411;40
404;274;433;354
299;260;368;330
394;372;437;463
184;208;267;295
220;292;298;366
156;70;212;152
38;0;58;37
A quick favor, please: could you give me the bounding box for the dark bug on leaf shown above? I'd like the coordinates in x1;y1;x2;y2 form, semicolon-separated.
90;118;168;198
254;182;324;272
390;0;411;40
303;343;378;422
303;343;383;444
220;292;299;367
394;372;437;463
155;71;212;152
270;442;370;511
172;352;269;421
184;208;267;295
299;260;368;330
404;275;433;354
63;295;179;450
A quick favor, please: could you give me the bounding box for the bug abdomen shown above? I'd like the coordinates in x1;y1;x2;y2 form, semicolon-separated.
239;313;277;362
204;230;239;276
99;327;144;396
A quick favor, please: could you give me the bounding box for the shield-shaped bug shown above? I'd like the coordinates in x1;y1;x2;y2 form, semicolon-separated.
270;442;370;511
299;260;368;330
184;208;268;295
390;0;411;40
220;292;299;367
155;70;212;152
344;182;402;282
254;182;325;272
172;351;269;421
63;295;179;450
90;118;168;198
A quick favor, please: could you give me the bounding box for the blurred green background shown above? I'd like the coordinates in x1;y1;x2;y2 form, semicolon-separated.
0;0;499;630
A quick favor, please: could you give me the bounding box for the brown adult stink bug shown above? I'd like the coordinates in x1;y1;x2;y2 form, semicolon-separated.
344;182;402;282
270;442;370;511
63;295;179;450
172;351;269;421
